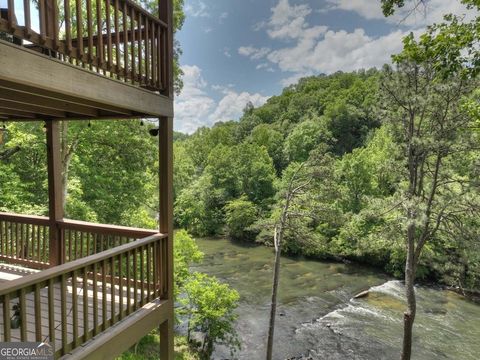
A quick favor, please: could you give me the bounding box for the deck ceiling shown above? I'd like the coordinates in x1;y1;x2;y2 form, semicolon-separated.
0;40;173;121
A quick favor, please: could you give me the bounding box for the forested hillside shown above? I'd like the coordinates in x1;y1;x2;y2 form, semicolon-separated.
173;69;480;290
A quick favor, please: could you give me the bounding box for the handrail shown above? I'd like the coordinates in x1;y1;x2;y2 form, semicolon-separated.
58;218;158;239
0;0;170;93
0;212;50;226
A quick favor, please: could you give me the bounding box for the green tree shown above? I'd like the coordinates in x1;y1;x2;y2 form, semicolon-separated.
182;273;240;359
224;196;258;241
381;43;478;360
284;115;331;162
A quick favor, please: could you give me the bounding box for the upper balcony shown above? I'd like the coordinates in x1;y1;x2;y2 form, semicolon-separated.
0;0;173;121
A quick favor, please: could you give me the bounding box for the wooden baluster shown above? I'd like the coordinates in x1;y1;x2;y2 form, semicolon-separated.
130;6;136;84
83;267;89;341
96;0;103;73
43;225;48;263
93;262;99;335
80;232;86;258
0;221;3;256
151;21;156;88
118;253;123;319
158;25;163;90
25;224;30;261
3;294;11;341
153;241;158;298
72;270;79;347
9;222;13;258
133;247;138;309
86;0;94;70
110;256;116;325
102;259;107;330
74;230;79;260
114;0;121;78
86;232;91;256
52;0;60;50
61;274;67;353
76;0;84;65
64;0;72;57
48;278;55;346
15;222;19;259
68;230;72;261
163;237;168;296
126;251;131;314
140;245;145;306
37;226;42;262
7;0;16;31
122;1;128;82
34;284;42;341
19;223;24;260
19;289;27;341
23;0;31;37
105;0;113;73
145;18;150;87
137;12;143;85
147;243;151;302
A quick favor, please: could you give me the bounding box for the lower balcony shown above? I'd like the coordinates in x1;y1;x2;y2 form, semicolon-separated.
0;212;171;359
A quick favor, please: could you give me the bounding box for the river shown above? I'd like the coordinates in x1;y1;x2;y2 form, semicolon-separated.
192;237;480;360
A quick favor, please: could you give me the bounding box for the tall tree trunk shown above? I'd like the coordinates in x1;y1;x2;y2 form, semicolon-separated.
266;227;282;360
401;222;417;360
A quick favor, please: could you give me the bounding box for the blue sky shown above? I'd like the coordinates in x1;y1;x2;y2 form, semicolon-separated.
172;0;470;133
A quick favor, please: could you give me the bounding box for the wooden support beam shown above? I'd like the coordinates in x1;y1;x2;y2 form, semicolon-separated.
0;109;35;118
0;80;132;116
46;120;64;266
158;115;173;359
0;88;98;117
0;99;66;118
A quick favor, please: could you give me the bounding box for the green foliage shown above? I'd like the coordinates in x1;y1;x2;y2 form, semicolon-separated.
181;273;240;359
174;229;204;297
225;196;258;241
284;115;331;162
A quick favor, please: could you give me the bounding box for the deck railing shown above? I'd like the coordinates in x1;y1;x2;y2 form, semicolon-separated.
0;212;159;268
0;213;51;269
59;219;158;262
0;0;169;92
0;232;168;357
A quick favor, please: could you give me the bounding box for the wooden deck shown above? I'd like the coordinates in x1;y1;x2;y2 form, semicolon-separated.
0;263;156;353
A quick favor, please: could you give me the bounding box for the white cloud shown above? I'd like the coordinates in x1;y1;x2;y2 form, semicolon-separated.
256;63;276;72
238;46;271;60
219;12;229;23
324;0;471;27
241;0;416;82
175;66;270;133
185;1;209;18
268;28;408;75
267;0;326;40
209;91;269;124
174;65;215;134
223;47;232;58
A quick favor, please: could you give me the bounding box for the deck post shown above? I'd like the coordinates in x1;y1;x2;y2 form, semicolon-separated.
46;119;64;266
158;115;174;359
158;0;174;357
